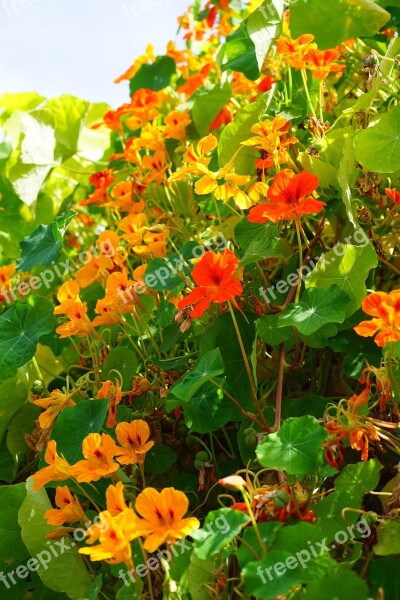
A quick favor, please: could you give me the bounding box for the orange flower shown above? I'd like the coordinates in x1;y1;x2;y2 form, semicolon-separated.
0;264;16;302
125;88;163;131
70;433;119;483
32;440;71;490
79;510;140;569
248;169;325;223
178;249;243;318
115;420;154;465
80;169;115;206
349;423;380;461
106;481;130;516
118;213;147;247
44;486;86;526
97;379;123;428
134;487;200;552
55;301;95;339
142;150;170;185
386;188;400;206
276;34;317;69
304;49;345;80
34;389;77;430
241;116;297;162
54;280;80;315
354;290;400;347
163;109;191;141
210;105;232;130
80;483;147;569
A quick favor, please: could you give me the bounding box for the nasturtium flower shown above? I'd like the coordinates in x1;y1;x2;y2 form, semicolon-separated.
163;109;191;141
248;169;325;223
32;440;71;490
304;48;345;80
386;188;400;206
178;249;243;318
70;433;119;483
54;280;81;315
97;379;123;428
354;290;400;347
33;389;76;430
55;301;95;339
44;486;86;526
134;487;200;552
106;481;130;516
115;419;154;465
276;34;317;69
0;264;16;302
79;510;142;569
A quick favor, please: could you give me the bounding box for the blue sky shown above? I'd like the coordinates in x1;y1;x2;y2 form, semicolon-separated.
0;0;190;107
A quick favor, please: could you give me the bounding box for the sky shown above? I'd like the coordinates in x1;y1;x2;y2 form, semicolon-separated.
0;0;190;107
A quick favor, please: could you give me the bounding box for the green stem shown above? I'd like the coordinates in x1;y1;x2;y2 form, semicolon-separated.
295;220;303;304
301;69;317;119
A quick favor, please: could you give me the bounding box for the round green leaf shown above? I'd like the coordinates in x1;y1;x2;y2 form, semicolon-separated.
256;416;326;475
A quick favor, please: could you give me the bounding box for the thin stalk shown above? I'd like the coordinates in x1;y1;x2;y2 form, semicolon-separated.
301;69;317;119
228;303;271;433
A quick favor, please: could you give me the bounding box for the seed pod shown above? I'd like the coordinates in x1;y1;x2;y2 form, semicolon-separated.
273;490;291;508
31;380;44;395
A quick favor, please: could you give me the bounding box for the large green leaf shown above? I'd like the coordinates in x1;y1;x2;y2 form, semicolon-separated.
369;557;400;600
51;399;108;463
5;110;56;206
354;104;400;173
17;210;75;271
0;296;55;371
303;571;368;599
43;95;89;160
248;0;284;71
191;82;232;137
193;508;250;559
103;346;138;389
0;370;29;443
304;244;378;316
374;520;400;556
278;285;351;335
237;221;281;266
183;381;232;433
257;314;292;347
145;445;177;474
256;416;326;475
290;0;390;48
335;459;381;496
0;483;28;564
129;56;176;94
18;479;91;600
222;21;260;80
171;349;224;401
221;0;283;79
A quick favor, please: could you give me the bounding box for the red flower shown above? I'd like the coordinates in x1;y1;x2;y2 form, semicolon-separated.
257;75;274;92
177;249;243;318
248;169;325;223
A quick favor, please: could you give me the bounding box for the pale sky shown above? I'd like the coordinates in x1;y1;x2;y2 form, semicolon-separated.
0;0;190;107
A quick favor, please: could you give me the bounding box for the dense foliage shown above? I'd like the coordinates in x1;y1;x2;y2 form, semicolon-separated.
1;0;400;598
